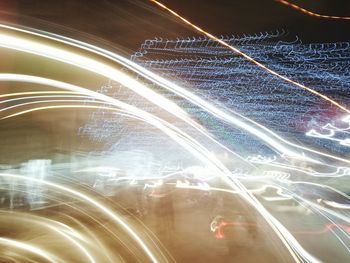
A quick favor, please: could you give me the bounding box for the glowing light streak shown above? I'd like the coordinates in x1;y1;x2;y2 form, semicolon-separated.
277;182;350;224
0;104;124;120
0;105;313;258
131;34;350;165
0;237;59;263
248;155;350;178
0;29;327;261
276;0;350;20
150;0;350;114
0;95;91;105
6;213;96;263
306;116;350;147
0;99;108;114
306;129;350;147
322;200;350;210
229;109;350;166
0;74;254;188
0;91;79;98
1;25;348;167
0;75;235;176
0;173;159;263
291;181;350;205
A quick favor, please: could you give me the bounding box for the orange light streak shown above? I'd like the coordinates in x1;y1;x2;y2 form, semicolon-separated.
150;0;350;114
276;0;350;20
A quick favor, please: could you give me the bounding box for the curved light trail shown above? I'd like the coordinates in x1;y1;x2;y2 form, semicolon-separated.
0;173;160;263
0;237;60;263
0;91;80;98
276;0;350;20
0;24;348;167
0;26;342;262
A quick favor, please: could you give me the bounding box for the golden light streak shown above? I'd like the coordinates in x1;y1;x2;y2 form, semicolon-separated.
276;0;350;20
0;96;91;109
0;173;160;263
0;27;340;167
7;214;96;263
0;24;347;167
0;101;104;117
0;91;80;98
0;28;330;261
0;237;59;263
0;106;316;262
150;0;350;114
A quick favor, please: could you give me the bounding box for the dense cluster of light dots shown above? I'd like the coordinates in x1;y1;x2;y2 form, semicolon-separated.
81;32;350;157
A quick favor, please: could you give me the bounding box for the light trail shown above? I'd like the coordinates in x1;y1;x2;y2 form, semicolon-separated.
273;182;350;224
0;25;323;163
0;185;151;262
0;91;80;98
291;181;350;206
0;25;348;167
0;95;91;105
0;213;97;263
276;0;350;20
0;99;106;114
0;97;318;261
0;75;253;179
150;0;350;114
0;28;329;261
0;173;160;263
249;156;350;178
231;109;350;166
0;237;60;263
0;104;130;120
0;185;142;262
306;116;350;147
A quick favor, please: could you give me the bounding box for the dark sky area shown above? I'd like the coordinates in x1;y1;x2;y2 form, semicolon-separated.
1;0;350;54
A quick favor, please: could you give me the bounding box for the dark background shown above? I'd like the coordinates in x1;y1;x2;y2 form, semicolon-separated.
1;0;350;53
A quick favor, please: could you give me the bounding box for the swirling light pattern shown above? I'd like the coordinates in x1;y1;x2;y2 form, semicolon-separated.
0;8;349;263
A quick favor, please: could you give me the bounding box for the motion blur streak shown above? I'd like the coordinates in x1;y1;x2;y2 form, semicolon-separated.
0;237;59;262
1;104;131;120
0;173;159;263
150;0;350;114
276;0;350;20
0;91;80;98
0;74;251;174
9;213;96;263
0;32;324;262
0;95;91;106
0;93;316;259
0;27;348;166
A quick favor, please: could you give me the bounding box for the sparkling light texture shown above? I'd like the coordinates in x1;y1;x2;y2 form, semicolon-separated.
0;8;349;262
84;32;350;158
